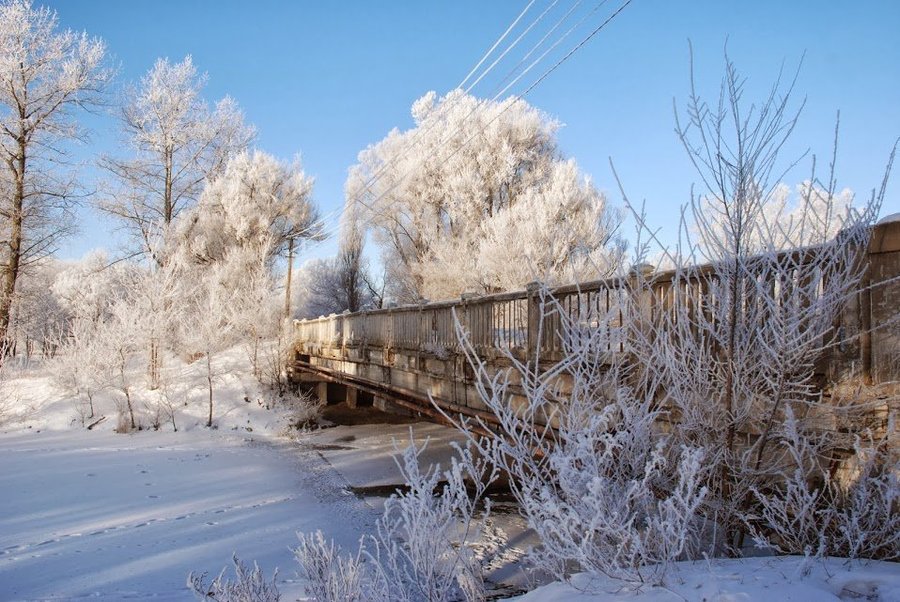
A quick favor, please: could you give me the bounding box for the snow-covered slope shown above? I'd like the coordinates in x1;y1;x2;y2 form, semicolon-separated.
1;346;294;436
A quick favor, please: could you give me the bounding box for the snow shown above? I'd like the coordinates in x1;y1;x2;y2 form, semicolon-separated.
878;212;900;224
0;429;378;600
511;557;900;602
1;349;897;601
0;349;379;600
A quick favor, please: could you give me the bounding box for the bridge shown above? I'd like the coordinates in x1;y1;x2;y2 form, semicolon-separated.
290;220;900;423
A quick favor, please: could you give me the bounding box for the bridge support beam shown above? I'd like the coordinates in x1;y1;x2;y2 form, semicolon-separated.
316;381;329;404
374;395;414;417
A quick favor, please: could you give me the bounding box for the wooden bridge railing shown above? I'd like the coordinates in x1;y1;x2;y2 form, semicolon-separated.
294;220;900;384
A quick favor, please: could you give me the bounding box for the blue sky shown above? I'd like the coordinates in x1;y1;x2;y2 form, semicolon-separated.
47;0;900;261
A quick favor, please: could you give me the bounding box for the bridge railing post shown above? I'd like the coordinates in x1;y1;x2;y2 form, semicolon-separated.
526;281;543;357
460;292;479;352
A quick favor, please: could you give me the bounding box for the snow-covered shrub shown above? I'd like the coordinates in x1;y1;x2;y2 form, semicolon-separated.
285;392;324;432
747;411;900;561
53;315;113;425
258;324;292;396
366;438;494;602
833;430;900;561
294;532;366;602
104;299;145;431
294;436;496;602
449;291;709;586
0;341;19;427
188;555;279;602
617;52;897;557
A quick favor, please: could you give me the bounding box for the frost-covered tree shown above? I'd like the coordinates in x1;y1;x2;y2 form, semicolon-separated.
294;200;374;318
346;90;622;302
696;181;855;255
294;258;353;319
51;251;135;323
53;311;112;423
178;150;320;267
619;53;896;557
177;150;322;325
180;259;240;428
8;259;67;358
99;56;254;264
103;295;145;431
0;0;111;348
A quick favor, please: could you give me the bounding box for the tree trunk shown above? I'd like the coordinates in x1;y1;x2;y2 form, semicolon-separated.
206;351;213;427
148;336;160;390
0;144;26;354
164;148;173;225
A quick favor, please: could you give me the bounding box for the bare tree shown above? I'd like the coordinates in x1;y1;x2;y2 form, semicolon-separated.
618;50;896;556
0;0;111;349
99;55;254;264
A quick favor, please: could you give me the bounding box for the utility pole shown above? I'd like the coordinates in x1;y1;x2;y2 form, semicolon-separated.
284;237;295;319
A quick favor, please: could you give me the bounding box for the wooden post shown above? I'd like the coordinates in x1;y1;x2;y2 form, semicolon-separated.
284;237;294;319
866;219;900;384
526;281;542;357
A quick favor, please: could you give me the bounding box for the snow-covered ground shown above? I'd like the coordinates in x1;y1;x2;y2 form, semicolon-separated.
0;347;529;600
512;557;900;602
1;349;897;601
0;428;378;600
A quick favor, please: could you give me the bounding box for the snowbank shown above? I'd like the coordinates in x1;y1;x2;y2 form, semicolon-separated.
512;557;900;601
0;346;297;436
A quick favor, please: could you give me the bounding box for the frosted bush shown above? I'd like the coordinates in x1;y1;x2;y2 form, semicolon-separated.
294;532;366;602
188;555;279;602
294;436;496;602
450;292;709;586
285;391;325;432
747;412;900;561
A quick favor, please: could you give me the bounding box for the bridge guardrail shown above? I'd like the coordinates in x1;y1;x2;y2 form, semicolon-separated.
295;220;900;384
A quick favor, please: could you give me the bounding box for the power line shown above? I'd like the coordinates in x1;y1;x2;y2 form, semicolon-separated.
464;0;560;94
458;0;537;90
486;0;585;99
522;0;632;96
337;2;550;235
349;0;634;236
493;0;612;101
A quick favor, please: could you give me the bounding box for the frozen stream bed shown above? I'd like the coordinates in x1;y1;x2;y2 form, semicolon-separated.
0;428;380;601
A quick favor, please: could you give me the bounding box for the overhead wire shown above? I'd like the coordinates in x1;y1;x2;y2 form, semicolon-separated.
492;0;611;100
457;0;537;90
332;1;553;238
463;0;560;94
486;0;584;99
347;0;634;234
332;0;573;241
